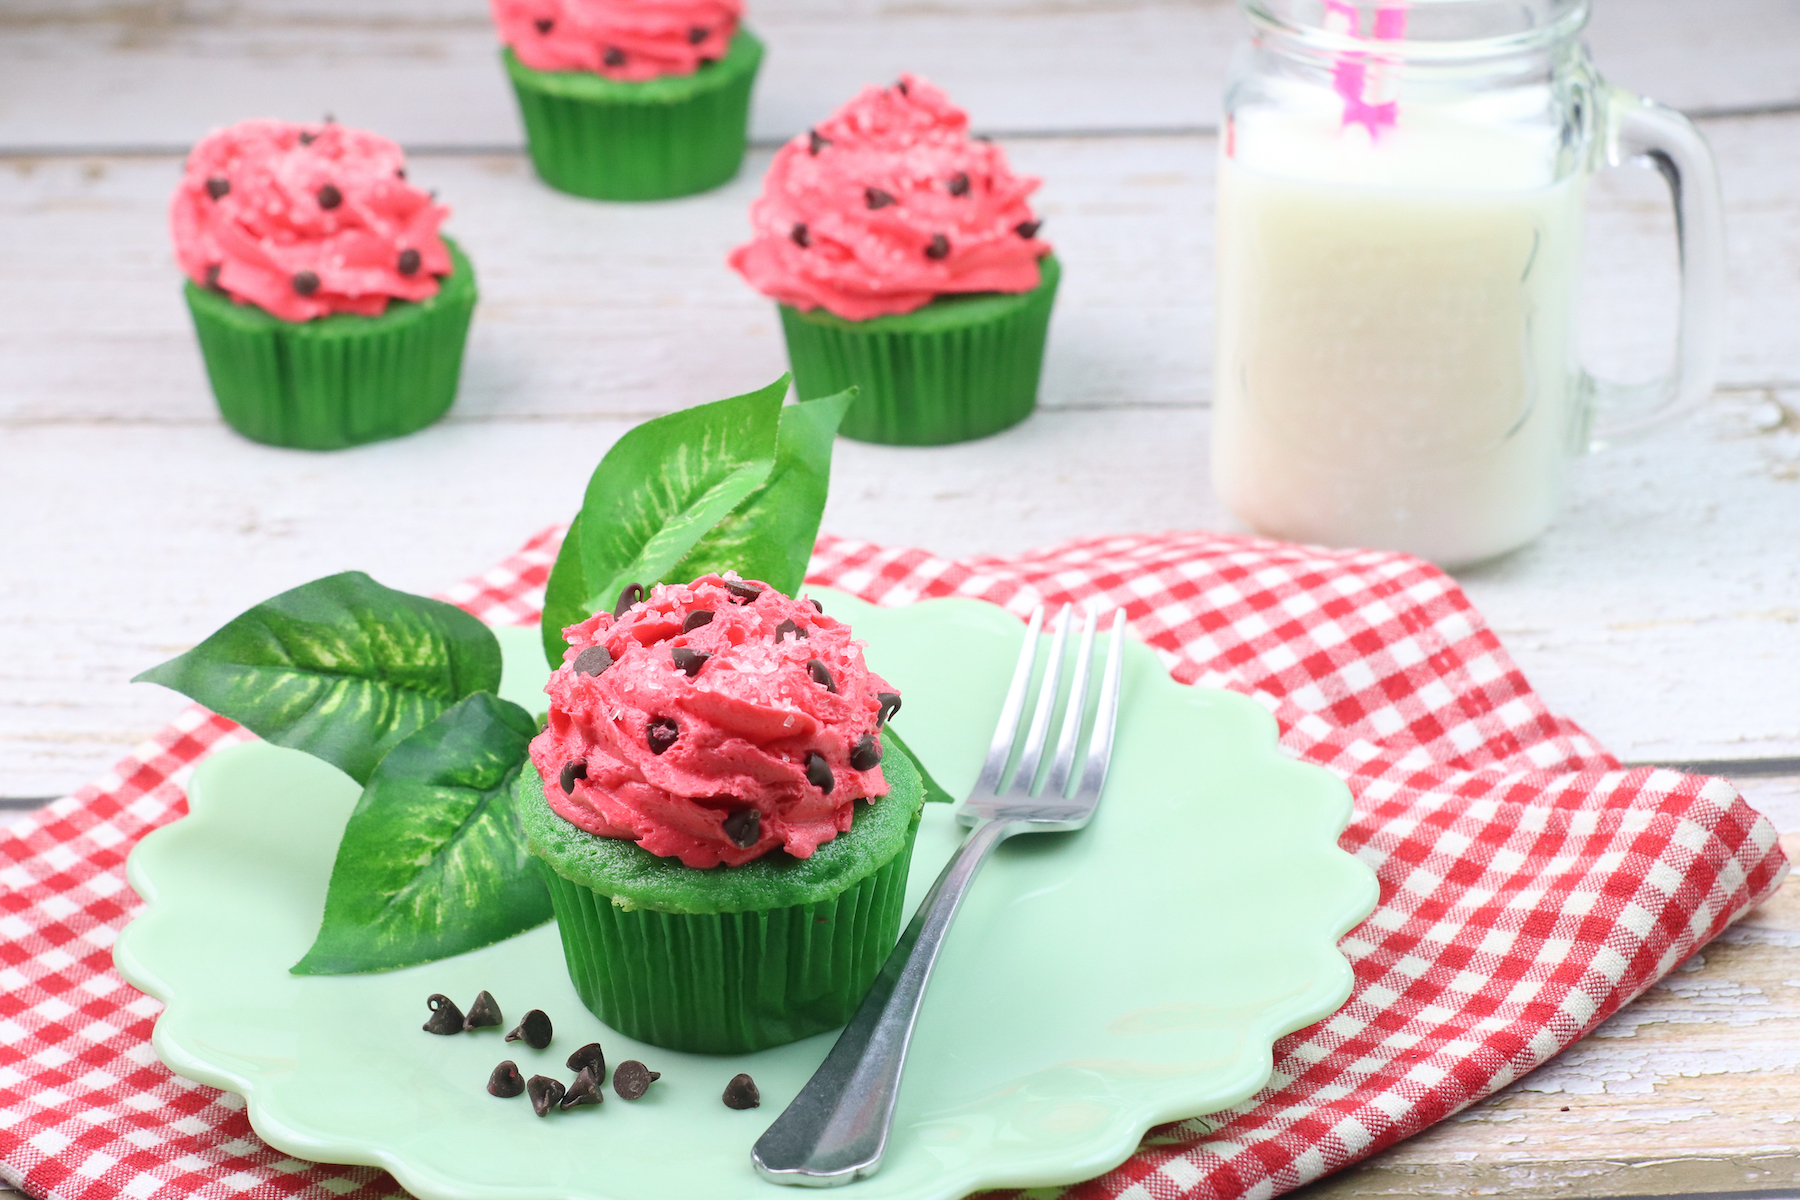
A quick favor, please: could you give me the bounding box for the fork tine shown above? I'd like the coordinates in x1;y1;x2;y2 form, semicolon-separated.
973;605;1044;796
1045;607;1099;799
1074;610;1127;803
1003;604;1073;798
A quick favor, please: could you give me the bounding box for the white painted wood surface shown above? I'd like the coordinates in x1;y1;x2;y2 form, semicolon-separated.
1;2;1797;1196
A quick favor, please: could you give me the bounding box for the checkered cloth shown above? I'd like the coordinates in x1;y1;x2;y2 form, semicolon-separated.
1;527;1785;1200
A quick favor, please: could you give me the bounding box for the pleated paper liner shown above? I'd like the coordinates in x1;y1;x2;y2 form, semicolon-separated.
503;30;763;202
781;253;1061;446
183;238;477;451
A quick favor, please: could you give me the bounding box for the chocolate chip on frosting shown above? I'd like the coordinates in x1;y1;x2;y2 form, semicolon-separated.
774;618;806;641
924;233;950;260
204;263;222;290
682;610;714;633
317;184;342;210
722;807;761;849
723;1073;761;1109
205;176;230;201
534;16;553;33
614;582;644;617
877;691;902;724
647;717;679;755
573;645;613;676
808;129;831;156
806;752;835;794
1015;219;1042;239
808;597;824;614
850;735;882;771
894;79;910;97
947;171;970;196
725;581;763;604
488;1060;525;1097
806;659;837;693
560;760;587;795
298;131;316;145
790;223;811;248
688;25;709;43
291;270;321;296
603;46;626;67
865;187;896;210
397;248;421;276
672;647;710;678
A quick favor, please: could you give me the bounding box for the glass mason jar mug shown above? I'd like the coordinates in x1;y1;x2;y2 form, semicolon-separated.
1213;0;1724;567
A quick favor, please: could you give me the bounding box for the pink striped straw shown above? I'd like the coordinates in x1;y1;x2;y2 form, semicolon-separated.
1324;0;1409;137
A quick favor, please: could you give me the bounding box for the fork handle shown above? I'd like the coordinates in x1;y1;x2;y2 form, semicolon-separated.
751;818;1015;1186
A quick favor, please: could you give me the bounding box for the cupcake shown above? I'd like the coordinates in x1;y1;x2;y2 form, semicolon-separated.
171;119;477;450
491;0;763;201
520;574;923;1053
729;74;1059;445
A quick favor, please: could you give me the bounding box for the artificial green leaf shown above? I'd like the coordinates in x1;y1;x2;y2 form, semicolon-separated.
134;571;502;785
669;386;860;596
541;376;789;665
292;691;550;974
882;727;957;804
541;510;594;666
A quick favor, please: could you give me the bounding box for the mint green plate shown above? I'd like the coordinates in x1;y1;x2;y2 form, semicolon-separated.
115;592;1376;1200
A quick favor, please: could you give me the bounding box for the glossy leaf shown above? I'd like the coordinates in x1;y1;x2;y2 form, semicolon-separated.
540;510;594;666
292;691;550;974
135;571;502;785
882;727;956;805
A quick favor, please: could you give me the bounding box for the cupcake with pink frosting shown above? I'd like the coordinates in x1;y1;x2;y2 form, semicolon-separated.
171;119;478;450
730;75;1060;444
491;0;762;200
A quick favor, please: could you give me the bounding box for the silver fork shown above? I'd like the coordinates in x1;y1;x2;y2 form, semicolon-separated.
752;603;1127;1187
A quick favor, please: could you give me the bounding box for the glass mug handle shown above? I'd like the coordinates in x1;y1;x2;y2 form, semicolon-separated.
1581;85;1727;449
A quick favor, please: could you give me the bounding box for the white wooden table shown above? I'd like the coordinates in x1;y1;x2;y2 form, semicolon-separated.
2;1;1797;1196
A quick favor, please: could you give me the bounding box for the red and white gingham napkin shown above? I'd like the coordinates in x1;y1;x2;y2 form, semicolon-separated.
0;527;1785;1200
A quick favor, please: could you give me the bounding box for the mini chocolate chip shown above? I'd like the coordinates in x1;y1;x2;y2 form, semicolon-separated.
603;46;626;67
298;131;317;145
722;807;760;849
424;993;465;1035
688;25;708;43
790;222;810;248
397;248;421;276
682;610;714;633
573;645;613;676
204;263;222;290
672;647;710;677
924;233;950;260
808;129;830;155
561;1066;603;1109
877;692;902;724
613;1060;660;1101
464;990;503;1030
534;16;553;33
560;760;588;794
850;735;882;771
725;581;763;604
205;176;230;200
808;597;824;613
894;79;910;96
1015;219;1041;239
947;171;970;196
807;659;837;693
291;270;321;296
566;1042;606;1079
806;752;834;794
527;1075;564;1117
506;1009;552;1050
865;187;896;210
698;56;716;66
614;582;644;618
317;183;342;210
723;1073;761;1109
396;167;407;179
647;717;679;755
488;1060;525;1097
774;618;806;641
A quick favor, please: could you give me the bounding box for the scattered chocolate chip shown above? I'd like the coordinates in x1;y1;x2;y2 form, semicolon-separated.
723;1073;761;1109
682;610;714;633
790;222;811;248
566;1042;606;1079
1015;219;1041;239
672;647;710;678
947;171;970;196
877;692;902;724
464;990;503;1030
291;270;321;296
317;183;342;210
850;735;882;771
806;752;834;794
488;1060;525;1097
560;760;588;795
807;659;837;693
603;46;626;67
561;1066;604;1109
527;1075;564;1117
424;994;465;1035
397;248;421;276
924;233;950;260
647;717;679;755
725;581;763;604
205;176;230;201
613;1060;660;1101
722;807;760;849
808;597;824;613
774;619;806;641
298;131;317;145
573;644;613;676
204;263;222;290
894;79;910;96
688;25;709;43
614;582;644;617
865;187;896;210
808;129;830;155
534;16;553;33
506;1009;552;1050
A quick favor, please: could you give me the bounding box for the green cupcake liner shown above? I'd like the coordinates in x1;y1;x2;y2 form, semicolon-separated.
780;253;1061;446
183;238;477;451
503;30;763;201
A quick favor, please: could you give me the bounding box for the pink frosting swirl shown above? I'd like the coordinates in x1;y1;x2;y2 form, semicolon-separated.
729;74;1051;321
531;575;898;869
170;120;453;323
491;0;742;81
